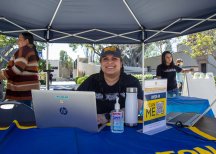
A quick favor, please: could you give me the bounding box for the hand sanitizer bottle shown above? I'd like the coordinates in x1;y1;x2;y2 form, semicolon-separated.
111;96;124;133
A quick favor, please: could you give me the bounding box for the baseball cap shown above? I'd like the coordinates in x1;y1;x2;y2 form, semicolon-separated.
100;46;121;60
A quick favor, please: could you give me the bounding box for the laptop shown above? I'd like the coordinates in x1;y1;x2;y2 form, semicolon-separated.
166;98;216;127
32;90;106;132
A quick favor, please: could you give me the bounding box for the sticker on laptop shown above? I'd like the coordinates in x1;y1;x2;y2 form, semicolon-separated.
55;95;69;100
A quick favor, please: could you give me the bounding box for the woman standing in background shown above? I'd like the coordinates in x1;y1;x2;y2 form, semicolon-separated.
0;32;40;107
156;51;182;97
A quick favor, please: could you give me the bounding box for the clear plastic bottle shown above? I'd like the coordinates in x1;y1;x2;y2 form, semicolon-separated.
111;97;124;133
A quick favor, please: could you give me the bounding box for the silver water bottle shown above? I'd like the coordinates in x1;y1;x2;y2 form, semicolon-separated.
125;87;138;127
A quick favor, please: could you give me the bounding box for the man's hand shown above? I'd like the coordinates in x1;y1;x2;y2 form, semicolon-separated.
97;114;108;125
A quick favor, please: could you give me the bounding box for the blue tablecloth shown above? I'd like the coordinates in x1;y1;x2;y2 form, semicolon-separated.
0;123;216;154
0;96;216;154
167;96;214;117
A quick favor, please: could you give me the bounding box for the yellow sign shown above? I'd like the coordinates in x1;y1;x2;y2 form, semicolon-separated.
144;98;166;121
142;79;167;134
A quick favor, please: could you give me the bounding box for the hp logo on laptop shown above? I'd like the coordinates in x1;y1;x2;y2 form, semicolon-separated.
59;107;68;115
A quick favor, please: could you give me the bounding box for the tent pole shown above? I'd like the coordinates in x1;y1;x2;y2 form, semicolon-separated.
3;29;46;34
181;18;216;22
142;31;145;91
181;13;216;34
46;42;49;90
49;28;141;43
2;18;46;41
123;0;142;29
146;29;180;34
48;0;63;27
145;18;181;42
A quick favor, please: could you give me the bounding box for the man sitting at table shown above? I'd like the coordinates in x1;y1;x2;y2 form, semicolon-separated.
77;46;143;124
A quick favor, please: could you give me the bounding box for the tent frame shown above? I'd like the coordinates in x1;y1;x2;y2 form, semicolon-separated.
1;0;216;89
1;15;216;44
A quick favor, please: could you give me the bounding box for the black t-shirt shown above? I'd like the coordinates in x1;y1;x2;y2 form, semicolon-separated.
156;64;182;91
77;73;143;114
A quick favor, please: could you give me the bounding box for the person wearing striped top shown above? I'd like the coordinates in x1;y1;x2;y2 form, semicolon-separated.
0;32;40;107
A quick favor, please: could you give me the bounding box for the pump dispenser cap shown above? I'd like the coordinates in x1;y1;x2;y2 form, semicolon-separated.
115;96;120;110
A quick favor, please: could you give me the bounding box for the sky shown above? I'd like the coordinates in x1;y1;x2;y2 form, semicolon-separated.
42;43;85;60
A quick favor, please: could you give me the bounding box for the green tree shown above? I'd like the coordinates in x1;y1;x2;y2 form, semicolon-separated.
143;39;173;59
0;35;17;67
144;43;159;58
183;29;216;68
69;43;105;63
69;43;142;66
59;50;73;77
67;57;73;72
153;39;173;54
164;40;172;51
60;50;68;67
35;42;46;52
38;59;51;72
183;30;216;58
0;34;17;48
121;44;142;66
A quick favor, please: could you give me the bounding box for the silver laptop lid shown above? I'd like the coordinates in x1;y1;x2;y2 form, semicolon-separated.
32;90;99;132
167;98;216;127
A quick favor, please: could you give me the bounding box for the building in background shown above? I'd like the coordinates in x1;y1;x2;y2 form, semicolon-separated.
73;56;99;78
